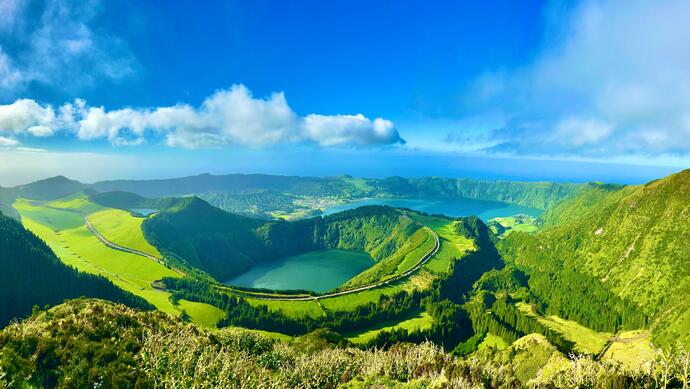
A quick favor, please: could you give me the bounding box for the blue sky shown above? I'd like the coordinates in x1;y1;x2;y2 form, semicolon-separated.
0;0;689;185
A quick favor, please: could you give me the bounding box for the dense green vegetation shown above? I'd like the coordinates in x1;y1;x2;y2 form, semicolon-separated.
0;212;152;327
3;299;688;388
13;175;86;200
499;169;690;347
143;201;421;282
200;189;321;219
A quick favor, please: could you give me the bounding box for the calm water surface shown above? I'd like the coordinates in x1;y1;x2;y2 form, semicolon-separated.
226;198;541;291
128;208;158;216
225;249;374;292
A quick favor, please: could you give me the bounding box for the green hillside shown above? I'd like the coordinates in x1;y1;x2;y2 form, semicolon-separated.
0;212;152;327
499;169;690;347
200;189;316;219
13;175;85;200
0;187;18;219
143;199;421;282
88;173;583;212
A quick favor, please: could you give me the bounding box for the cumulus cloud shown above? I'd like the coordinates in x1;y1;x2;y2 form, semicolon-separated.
0;99;56;137
0;0;135;96
0;84;405;149
0;136;19;146
469;0;690;157
303;114;404;147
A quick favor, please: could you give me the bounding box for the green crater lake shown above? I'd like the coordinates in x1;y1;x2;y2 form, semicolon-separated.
224;249;374;292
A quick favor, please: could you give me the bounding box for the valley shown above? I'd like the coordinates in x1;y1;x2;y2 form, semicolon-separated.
2;170;689;387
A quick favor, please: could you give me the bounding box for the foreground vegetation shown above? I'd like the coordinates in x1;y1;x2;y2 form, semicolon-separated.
2;299;689;388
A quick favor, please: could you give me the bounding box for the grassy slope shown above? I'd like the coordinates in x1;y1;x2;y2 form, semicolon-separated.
13;197;222;326
87;208;161;258
346;311;433;344
477;333;509;351
490;215;539;237
420;218;475;274
178;299;225;328
517;302;611;355
501;169;690;348
601;330;656;369
340;227;434;288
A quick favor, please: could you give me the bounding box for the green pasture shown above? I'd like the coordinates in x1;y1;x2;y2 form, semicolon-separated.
346;311;433;344
477;333;509;351
516;302;611;355
178;299;226;328
602;330;656;369
408;215;475;274
87;208;161;258
14;198;222;327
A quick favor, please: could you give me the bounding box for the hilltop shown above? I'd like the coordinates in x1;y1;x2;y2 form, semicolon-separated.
143;200;422;281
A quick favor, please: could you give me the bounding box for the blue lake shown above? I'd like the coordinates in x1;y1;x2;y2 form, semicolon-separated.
128;208;158;217
322;197;543;221
225;249;374;292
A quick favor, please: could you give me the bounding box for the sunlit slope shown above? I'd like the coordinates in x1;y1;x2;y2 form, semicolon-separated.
501;169;690;347
15;199;180;314
0;212;152;326
88;208;161;258
12;198;223;326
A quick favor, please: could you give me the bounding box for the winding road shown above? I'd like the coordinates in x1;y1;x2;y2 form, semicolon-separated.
83;215;187;276
80;207;440;302
220;225;441;301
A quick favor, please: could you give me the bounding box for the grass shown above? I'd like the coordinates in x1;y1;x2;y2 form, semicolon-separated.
87;208;161;258
477;333;509;351
238;328;294;342
14;198;83;230
178;299;225;328
245;298;325;319
14;198;223;327
346;311;433;344
490;215;539;237
516;302;611;355
602;330;656;369
342;227;435;288
47;195;103;214
407;214;475;275
320;271;433;312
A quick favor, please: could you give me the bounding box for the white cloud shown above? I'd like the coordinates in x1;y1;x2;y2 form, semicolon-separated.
303;114;403;147
0;0;135;96
471;0;690;157
0;84;405;149
0;136;18;146
0;99;56;136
